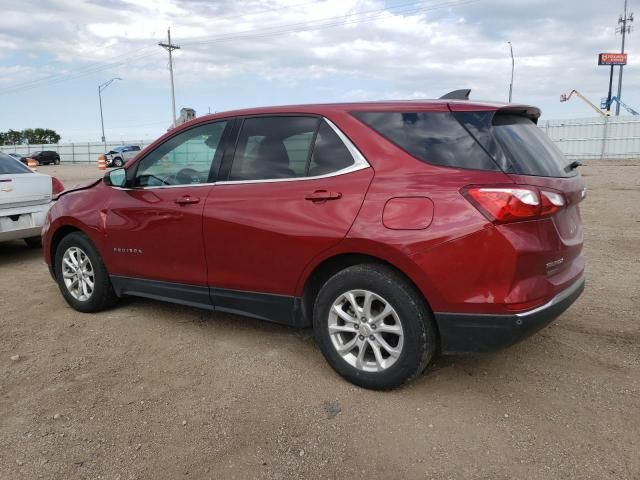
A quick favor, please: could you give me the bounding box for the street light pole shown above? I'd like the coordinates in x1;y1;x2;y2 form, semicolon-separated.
508;41;514;103
98;77;122;151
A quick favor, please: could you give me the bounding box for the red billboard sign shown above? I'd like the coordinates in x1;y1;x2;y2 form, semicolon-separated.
598;53;628;65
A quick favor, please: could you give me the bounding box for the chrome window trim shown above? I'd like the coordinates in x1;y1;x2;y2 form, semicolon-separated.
113;117;370;190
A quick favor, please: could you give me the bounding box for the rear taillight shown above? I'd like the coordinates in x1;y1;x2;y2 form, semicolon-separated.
51;176;64;195
462;185;565;223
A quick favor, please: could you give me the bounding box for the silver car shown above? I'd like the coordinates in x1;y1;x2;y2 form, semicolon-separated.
0;152;63;247
105;145;141;167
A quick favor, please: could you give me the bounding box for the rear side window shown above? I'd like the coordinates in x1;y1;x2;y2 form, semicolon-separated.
352;111;499;171
491;115;574;177
0;153;32;174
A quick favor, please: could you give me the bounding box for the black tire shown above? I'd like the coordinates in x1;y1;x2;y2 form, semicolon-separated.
313;264;437;390
113;157;123;167
54;231;118;313
54;157;60;165
24;236;42;248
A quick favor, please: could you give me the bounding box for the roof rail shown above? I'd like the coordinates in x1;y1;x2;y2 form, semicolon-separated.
439;89;471;100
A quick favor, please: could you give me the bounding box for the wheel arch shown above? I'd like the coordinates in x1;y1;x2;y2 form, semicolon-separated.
49;225;85;278
299;252;438;337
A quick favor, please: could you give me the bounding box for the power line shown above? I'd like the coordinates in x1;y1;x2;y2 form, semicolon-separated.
181;0;472;47
0;0;479;96
0;49;161;95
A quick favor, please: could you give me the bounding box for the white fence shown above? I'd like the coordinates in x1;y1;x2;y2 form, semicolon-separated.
2;115;640;163
0;140;153;164
541;115;640;161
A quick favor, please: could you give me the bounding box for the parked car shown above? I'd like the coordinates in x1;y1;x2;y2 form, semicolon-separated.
42;94;585;389
0;152;64;247
28;150;60;165
104;145;141;167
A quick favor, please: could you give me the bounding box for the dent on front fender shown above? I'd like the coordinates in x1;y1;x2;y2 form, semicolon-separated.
43;184;111;267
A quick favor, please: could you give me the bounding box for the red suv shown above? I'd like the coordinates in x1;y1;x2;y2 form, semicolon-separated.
43;94;585;389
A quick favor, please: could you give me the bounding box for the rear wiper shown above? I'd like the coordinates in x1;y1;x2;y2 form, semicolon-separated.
565;160;582;172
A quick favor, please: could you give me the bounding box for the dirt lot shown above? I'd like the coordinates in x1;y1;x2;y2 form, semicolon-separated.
1;162;639;480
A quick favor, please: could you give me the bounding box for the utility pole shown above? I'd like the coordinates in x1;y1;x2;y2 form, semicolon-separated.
159;28;181;126
507;41;515;103
615;0;633;115
98;77;122;151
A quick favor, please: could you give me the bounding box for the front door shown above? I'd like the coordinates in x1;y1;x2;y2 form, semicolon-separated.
203;116;373;322
104;120;230;300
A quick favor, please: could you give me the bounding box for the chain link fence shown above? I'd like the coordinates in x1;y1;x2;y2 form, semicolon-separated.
0;140;153;164
541;115;640;161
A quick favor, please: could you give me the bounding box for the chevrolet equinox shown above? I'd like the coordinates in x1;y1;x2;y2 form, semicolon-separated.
43;92;585;389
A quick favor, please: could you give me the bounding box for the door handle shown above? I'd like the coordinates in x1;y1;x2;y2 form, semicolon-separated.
305;190;342;202
175;195;200;205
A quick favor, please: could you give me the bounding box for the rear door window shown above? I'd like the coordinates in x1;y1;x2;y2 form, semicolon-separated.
351;111;499;171
229;116;320;180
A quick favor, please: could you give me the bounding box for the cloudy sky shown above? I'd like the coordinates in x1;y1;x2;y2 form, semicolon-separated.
0;0;636;142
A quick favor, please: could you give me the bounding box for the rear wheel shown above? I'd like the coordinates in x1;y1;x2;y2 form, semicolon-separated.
313;264;436;390
54;232;118;312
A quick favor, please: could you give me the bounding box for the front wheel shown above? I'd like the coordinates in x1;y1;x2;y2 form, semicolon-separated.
54;232;118;312
313;264;437;390
113;157;124;167
54;157;60;165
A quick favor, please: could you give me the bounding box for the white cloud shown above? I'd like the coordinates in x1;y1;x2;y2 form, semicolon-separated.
0;0;637;139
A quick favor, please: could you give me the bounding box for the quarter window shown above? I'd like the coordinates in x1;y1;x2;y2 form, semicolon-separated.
135;121;228;187
308;121;354;176
352;111;499;171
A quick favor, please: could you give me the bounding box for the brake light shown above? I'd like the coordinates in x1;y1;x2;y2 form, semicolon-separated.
462;186;565;223
51;176;65;195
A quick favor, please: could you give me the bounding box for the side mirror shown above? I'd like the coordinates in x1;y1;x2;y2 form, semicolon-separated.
103;167;127;187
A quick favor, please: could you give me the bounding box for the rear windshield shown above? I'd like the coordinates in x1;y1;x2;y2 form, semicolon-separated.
490;114;574;177
0;153;32;174
353;110;574;178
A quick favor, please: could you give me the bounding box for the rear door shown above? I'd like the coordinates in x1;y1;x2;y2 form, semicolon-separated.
203;116;373;315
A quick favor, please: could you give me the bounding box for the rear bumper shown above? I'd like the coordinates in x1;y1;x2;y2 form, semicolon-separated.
0;202;51;242
435;275;585;354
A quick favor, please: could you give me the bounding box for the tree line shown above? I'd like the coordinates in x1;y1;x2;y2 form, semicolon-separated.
0;128;61;146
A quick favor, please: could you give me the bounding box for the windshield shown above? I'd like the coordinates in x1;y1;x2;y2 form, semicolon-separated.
492;115;575;178
0;153;33;174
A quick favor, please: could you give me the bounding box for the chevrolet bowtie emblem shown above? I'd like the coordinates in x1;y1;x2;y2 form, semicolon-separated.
1;187;13;192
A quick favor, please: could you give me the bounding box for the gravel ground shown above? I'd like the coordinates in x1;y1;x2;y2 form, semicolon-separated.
1;161;638;480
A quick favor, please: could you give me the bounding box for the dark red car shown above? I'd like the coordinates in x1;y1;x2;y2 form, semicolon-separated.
43;93;585;389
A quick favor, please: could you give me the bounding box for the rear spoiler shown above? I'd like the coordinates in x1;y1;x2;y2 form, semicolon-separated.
448;102;541;123
440;89;471;100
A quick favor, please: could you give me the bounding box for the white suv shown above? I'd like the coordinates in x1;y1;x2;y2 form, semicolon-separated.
105;145;141;167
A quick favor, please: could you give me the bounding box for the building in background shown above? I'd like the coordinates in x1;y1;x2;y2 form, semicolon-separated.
171;108;196;129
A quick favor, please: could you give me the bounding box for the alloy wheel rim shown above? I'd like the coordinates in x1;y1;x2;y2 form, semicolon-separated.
328;289;404;373
62;246;95;301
